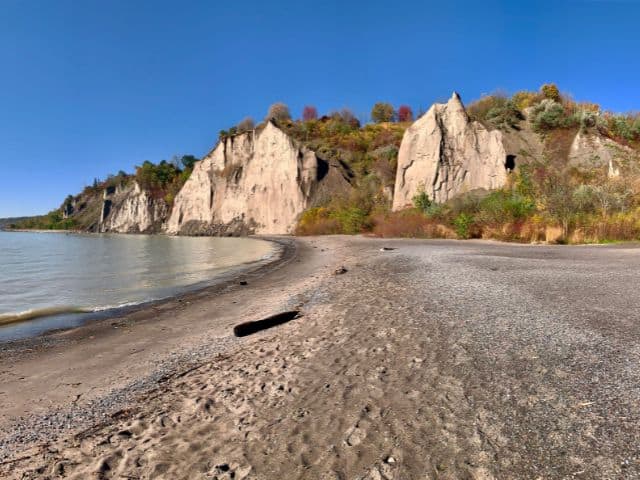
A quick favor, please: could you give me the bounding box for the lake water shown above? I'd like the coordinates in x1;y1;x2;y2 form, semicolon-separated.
0;232;277;341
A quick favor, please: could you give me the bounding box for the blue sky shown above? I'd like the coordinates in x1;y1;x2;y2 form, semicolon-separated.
1;0;639;217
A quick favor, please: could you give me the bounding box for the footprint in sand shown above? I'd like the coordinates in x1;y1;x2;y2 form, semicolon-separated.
345;424;366;446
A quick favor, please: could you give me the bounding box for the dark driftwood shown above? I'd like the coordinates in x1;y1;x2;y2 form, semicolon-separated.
233;311;301;337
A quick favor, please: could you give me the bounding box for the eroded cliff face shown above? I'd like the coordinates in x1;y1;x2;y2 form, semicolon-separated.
167;121;348;235
392;93;508;209
100;182;168;233
568;131;640;178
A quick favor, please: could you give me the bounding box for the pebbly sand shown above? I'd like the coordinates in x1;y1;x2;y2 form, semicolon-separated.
2;236;640;479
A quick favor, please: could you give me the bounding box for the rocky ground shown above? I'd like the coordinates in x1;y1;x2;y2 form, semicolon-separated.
2;237;640;479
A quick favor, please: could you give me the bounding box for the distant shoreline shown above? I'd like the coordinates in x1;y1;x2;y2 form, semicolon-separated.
1;228;77;233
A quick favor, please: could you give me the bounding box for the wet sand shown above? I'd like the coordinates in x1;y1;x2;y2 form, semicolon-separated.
2;236;640;479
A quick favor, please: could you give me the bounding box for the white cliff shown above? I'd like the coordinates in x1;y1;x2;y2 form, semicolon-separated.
567;131;640;178
167;121;348;235
100;181;168;233
392;93;508;209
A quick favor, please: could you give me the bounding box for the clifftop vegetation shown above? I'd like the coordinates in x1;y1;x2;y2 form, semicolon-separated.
468;83;640;147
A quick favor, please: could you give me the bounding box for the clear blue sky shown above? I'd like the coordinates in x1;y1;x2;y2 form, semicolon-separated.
1;0;639;217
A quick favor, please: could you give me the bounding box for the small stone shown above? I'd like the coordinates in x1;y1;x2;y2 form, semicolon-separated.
386;456;396;464
334;266;348;275
239;281;248;286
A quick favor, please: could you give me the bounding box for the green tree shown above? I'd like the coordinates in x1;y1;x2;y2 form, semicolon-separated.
180;155;198;170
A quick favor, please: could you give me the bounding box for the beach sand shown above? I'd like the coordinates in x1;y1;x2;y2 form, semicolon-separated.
2;236;640;479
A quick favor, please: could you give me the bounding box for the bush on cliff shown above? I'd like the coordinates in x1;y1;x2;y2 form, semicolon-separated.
266;102;291;122
468;94;524;130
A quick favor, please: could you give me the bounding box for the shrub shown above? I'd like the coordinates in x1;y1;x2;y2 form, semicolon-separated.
486;100;524;130
371;102;395;123
633;116;640;138
372;211;452;238
468;95;507;123
453;213;474;239
266;102;291;122
572;184;598;213
237;117;255;132
331;206;370;234
605;114;639;142
412;189;432;213
541;83;561;103
512;90;542;110
296;207;341;235
578;110;601;130
296;205;370;235
338;108;360;128
531;99;576;131
475;190;536;225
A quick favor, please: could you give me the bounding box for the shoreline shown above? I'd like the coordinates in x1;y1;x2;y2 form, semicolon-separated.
0;234;287;341
0;235;304;458
0;235;295;349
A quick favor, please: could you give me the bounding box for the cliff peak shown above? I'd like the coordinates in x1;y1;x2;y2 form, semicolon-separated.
393;94;506;209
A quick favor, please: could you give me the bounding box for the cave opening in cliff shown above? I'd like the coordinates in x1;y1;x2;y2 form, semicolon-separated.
505;155;516;172
316;158;329;181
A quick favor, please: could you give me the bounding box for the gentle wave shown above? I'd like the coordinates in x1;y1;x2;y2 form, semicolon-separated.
91;301;146;312
0;300;155;327
0;306;92;326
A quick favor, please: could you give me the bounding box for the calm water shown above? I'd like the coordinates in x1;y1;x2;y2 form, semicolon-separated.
0;232;276;341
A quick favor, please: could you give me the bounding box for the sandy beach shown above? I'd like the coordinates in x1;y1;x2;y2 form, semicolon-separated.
2;236;640;479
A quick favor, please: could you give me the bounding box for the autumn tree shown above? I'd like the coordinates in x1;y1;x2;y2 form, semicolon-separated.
266;102;291;122
237;117;255;132
371;102;395;123
337;108;360;128
397;105;414;122
302;105;318;121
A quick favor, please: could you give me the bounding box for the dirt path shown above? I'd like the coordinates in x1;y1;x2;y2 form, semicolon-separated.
2;237;640;479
